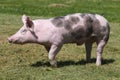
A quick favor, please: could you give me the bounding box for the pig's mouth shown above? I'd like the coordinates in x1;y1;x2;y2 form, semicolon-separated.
8;38;24;45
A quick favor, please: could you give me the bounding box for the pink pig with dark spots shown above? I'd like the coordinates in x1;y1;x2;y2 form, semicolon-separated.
8;13;110;67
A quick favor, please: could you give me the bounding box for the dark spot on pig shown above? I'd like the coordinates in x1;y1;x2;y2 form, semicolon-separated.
81;14;95;37
91;17;102;36
80;13;86;18
85;27;93;37
70;25;85;39
64;16;80;30
51;16;80;30
51;16;65;27
69;16;80;24
89;14;96;20
80;13;95;22
85;15;93;23
64;20;72;30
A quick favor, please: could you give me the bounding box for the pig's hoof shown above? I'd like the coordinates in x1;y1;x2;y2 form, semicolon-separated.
50;60;57;68
96;62;101;66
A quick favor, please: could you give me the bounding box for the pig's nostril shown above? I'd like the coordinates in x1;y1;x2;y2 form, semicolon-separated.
8;38;12;43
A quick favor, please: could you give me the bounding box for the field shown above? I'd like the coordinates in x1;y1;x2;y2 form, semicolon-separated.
0;0;120;80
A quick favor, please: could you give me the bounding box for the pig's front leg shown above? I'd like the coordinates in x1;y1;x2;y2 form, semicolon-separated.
85;42;92;63
48;44;62;67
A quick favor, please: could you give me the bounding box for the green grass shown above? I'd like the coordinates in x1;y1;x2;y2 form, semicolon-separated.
0;0;120;80
0;0;120;22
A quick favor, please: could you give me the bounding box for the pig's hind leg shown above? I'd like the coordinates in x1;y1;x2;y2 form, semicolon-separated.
96;40;106;66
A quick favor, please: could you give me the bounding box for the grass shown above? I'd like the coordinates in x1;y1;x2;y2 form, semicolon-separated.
0;0;120;80
0;0;120;22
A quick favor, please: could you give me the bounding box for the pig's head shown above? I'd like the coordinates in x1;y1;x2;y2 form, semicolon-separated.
8;15;38;44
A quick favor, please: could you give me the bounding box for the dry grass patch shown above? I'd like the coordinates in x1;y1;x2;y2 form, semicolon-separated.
48;3;69;8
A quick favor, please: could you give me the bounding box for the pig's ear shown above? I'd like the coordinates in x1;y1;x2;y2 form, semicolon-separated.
22;15;34;31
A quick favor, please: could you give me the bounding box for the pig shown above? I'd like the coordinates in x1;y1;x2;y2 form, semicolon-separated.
8;13;110;67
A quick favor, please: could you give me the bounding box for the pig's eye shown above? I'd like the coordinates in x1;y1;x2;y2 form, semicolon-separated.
21;29;27;35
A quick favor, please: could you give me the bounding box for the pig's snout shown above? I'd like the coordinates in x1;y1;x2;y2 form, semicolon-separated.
8;37;13;43
8;37;24;44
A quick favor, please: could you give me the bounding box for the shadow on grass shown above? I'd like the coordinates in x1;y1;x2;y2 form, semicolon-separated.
31;58;115;67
